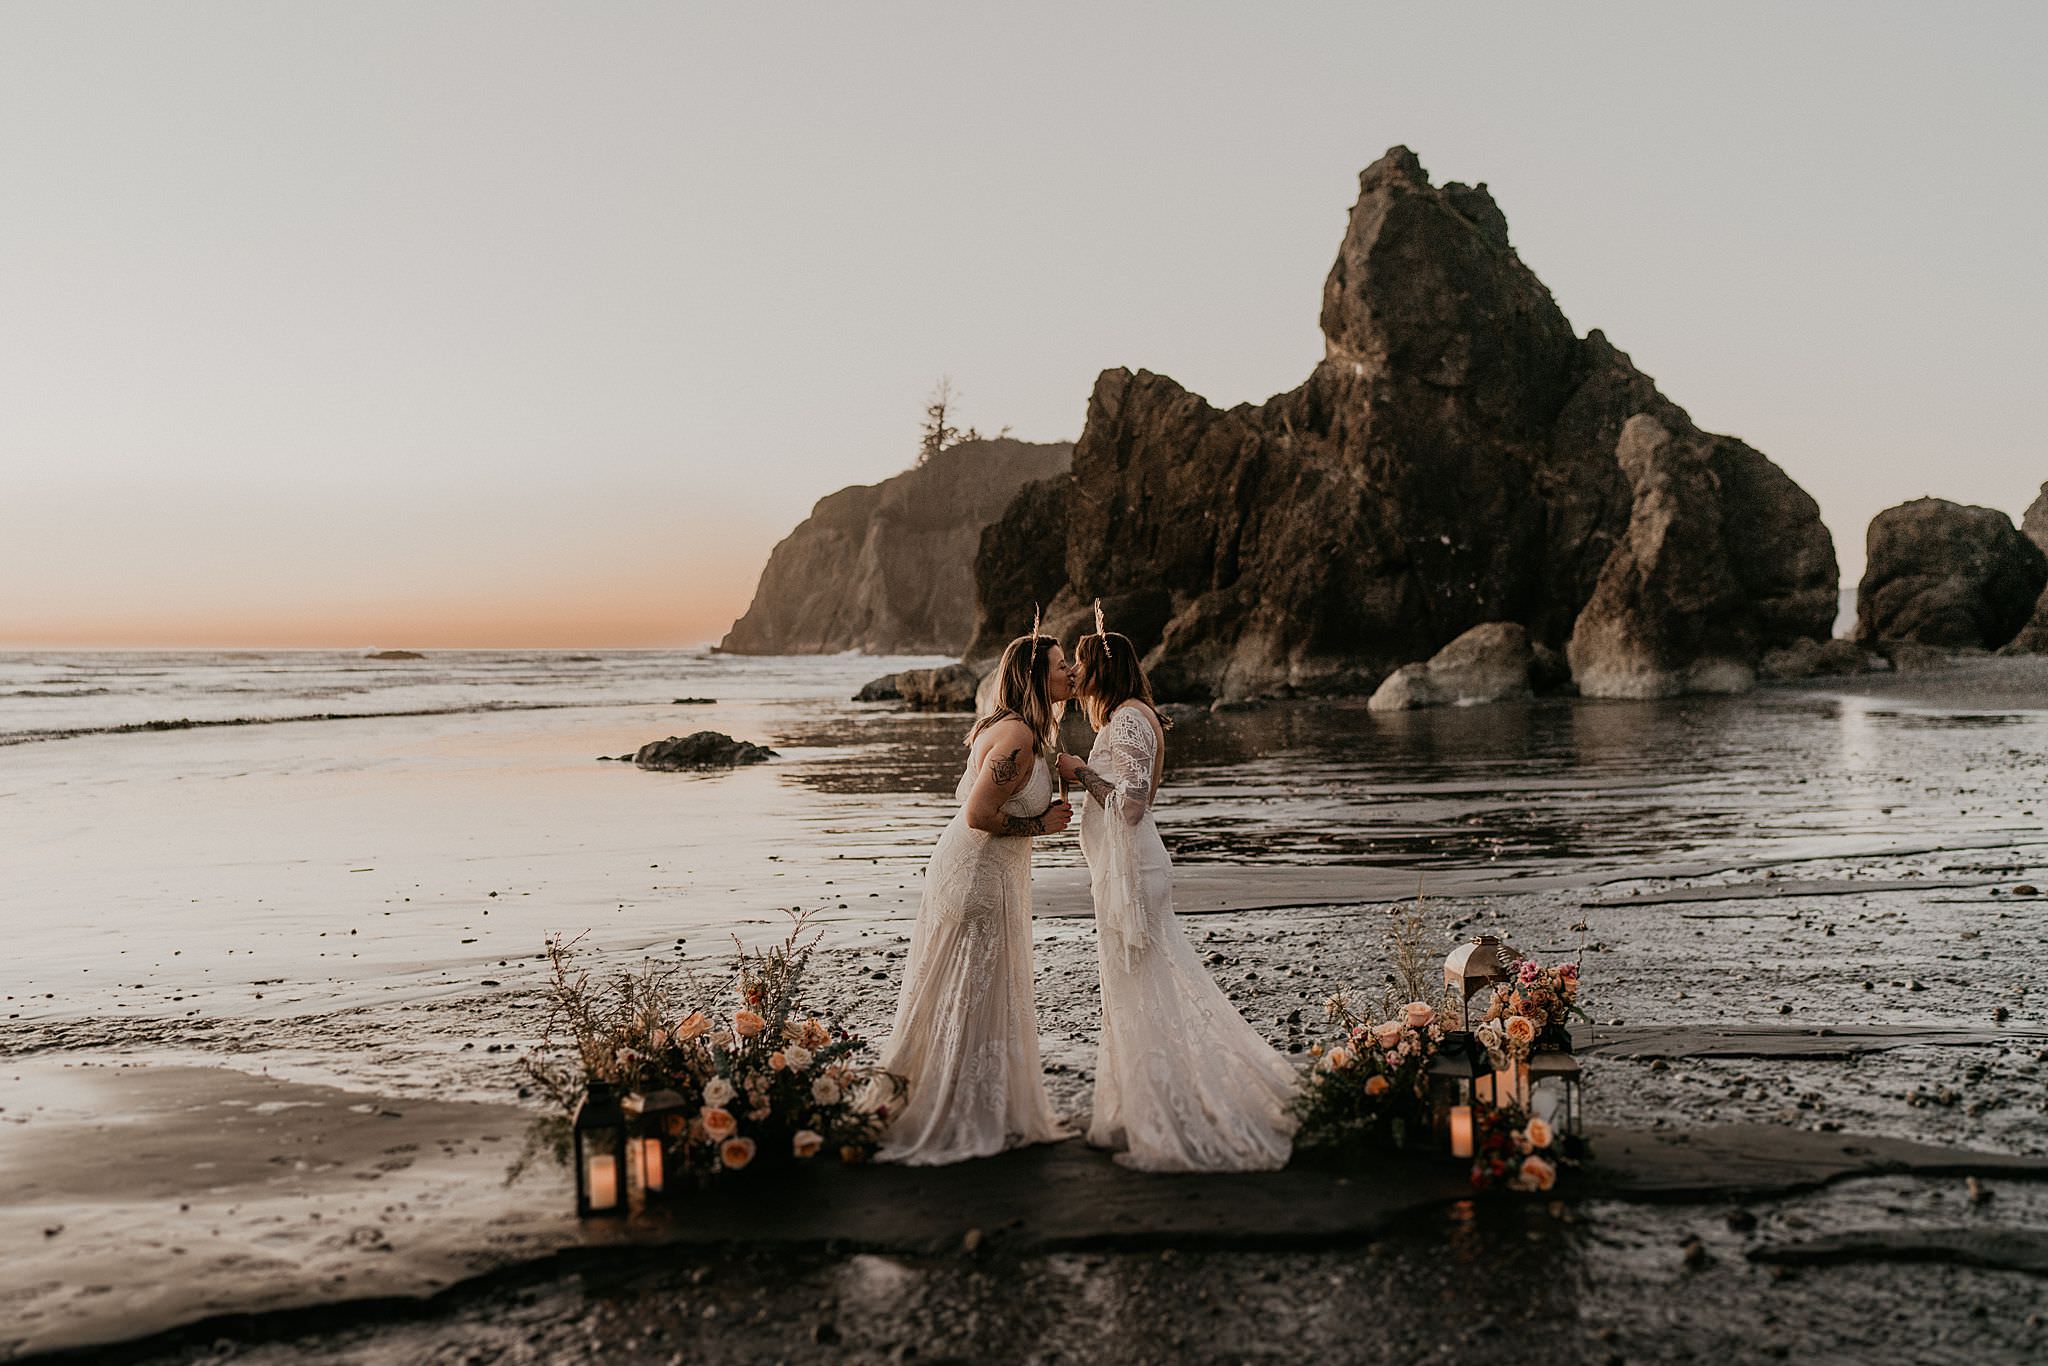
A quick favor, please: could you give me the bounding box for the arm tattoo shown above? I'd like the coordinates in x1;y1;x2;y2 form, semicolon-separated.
998;813;1047;837
990;746;1020;787
1071;763;1116;804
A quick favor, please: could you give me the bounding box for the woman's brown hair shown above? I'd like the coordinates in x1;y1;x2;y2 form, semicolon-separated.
1073;632;1170;732
966;634;1063;759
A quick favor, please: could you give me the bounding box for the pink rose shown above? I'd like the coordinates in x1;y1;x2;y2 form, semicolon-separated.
700;1106;738;1140
1519;1155;1556;1191
1403;1002;1435;1030
1372;1021;1404;1050
792;1129;824;1159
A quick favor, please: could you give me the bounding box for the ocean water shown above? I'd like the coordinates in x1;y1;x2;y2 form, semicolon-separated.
2;648;2044;1089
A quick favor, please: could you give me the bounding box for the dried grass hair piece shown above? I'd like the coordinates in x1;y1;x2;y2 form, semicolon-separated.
1094;598;1110;658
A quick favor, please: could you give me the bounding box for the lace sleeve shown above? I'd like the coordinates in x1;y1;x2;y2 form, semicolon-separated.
1100;708;1158;827
1093;707;1161;970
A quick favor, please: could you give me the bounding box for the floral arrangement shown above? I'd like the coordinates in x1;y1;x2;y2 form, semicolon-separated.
1469;1101;1563;1192
1474;957;1586;1070
1292;898;1587;1187
1292;996;1445;1155
521;914;903;1184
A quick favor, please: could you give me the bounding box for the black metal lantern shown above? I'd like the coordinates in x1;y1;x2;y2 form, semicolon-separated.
1526;1036;1586;1157
572;1082;628;1218
622;1088;687;1205
1443;935;1518;1031
1426;1031;1495;1160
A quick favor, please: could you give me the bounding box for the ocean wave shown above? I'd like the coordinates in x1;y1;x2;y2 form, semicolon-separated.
0;698;664;747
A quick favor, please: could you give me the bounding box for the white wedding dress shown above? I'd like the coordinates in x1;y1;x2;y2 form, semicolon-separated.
877;738;1068;1165
1082;703;1298;1171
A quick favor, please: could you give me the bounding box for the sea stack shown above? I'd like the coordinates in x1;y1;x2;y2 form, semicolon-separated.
969;147;1838;701
721;437;1071;656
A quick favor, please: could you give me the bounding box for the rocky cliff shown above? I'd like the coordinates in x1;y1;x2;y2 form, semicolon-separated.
2006;483;2048;654
721;437;1072;655
1852;496;2046;654
967;147;1838;700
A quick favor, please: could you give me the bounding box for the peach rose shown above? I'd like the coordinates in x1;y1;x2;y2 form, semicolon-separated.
700;1106;738;1140
733;1010;766;1039
1520;1155;1556;1191
1504;1016;1537;1047
792;1129;824;1159
1372;1021;1404;1050
673;1011;710;1042
720;1136;757;1170
769;1051;788;1071
1525;1116;1554;1149
800;1018;831;1049
1323;1047;1353;1071
1364;1074;1390;1097
1403;1002;1435;1030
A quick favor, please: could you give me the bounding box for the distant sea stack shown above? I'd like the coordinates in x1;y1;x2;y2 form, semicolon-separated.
1854;495;2046;653
721;437;1073;655
968;147;1838;701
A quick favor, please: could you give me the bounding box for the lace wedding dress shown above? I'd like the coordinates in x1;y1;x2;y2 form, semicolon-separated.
1082;704;1298;1171
876;739;1068;1165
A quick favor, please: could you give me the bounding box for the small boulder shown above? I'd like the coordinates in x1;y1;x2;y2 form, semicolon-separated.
1368;622;1533;712
625;732;776;770
853;674;904;702
1758;636;1872;680
366;649;425;660
896;663;981;711
1855;497;2046;652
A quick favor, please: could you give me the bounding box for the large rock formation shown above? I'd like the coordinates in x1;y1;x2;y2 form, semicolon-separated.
2004;483;2048;654
722;437;1072;655
1854;498;2045;652
967;147;1837;700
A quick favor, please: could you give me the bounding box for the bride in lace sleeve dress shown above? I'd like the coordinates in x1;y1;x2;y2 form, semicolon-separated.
1057;628;1299;1171
876;633;1076;1165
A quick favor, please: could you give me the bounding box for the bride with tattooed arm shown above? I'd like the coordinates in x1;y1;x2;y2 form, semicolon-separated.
876;631;1076;1164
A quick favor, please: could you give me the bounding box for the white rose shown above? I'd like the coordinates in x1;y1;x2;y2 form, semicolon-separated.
702;1076;736;1107
783;1045;813;1070
812;1076;842;1105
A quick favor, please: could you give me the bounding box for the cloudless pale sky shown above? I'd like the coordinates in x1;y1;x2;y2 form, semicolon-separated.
3;2;2042;647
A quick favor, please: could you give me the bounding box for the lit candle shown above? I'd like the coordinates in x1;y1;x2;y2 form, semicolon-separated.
639;1137;664;1194
1449;1105;1474;1159
587;1154;619;1211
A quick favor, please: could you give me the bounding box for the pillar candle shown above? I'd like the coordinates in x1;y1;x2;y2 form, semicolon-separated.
639;1137;665;1194
587;1154;619;1211
1449;1105;1474;1159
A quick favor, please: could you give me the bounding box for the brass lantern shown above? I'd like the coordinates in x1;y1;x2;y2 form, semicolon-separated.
1527;1046;1586;1157
1425;1030;1495;1160
1443;935;1518;1031
622;1088;687;1206
572;1082;628;1218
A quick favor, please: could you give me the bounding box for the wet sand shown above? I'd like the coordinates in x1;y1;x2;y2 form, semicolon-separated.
5;655;2048;1361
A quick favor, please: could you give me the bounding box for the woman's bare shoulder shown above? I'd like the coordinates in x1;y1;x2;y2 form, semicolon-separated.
977;717;1037;768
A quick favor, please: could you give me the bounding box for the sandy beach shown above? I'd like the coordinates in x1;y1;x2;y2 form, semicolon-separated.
5;652;2048;1361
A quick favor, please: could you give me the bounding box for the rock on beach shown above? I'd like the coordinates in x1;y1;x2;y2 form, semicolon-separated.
614;732;777;769
1368;622;1534;711
1855;497;2046;653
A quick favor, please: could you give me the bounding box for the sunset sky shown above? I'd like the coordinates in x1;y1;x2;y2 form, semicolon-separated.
3;3;2042;648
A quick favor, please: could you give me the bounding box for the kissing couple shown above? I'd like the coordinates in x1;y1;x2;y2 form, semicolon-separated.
875;608;1298;1171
